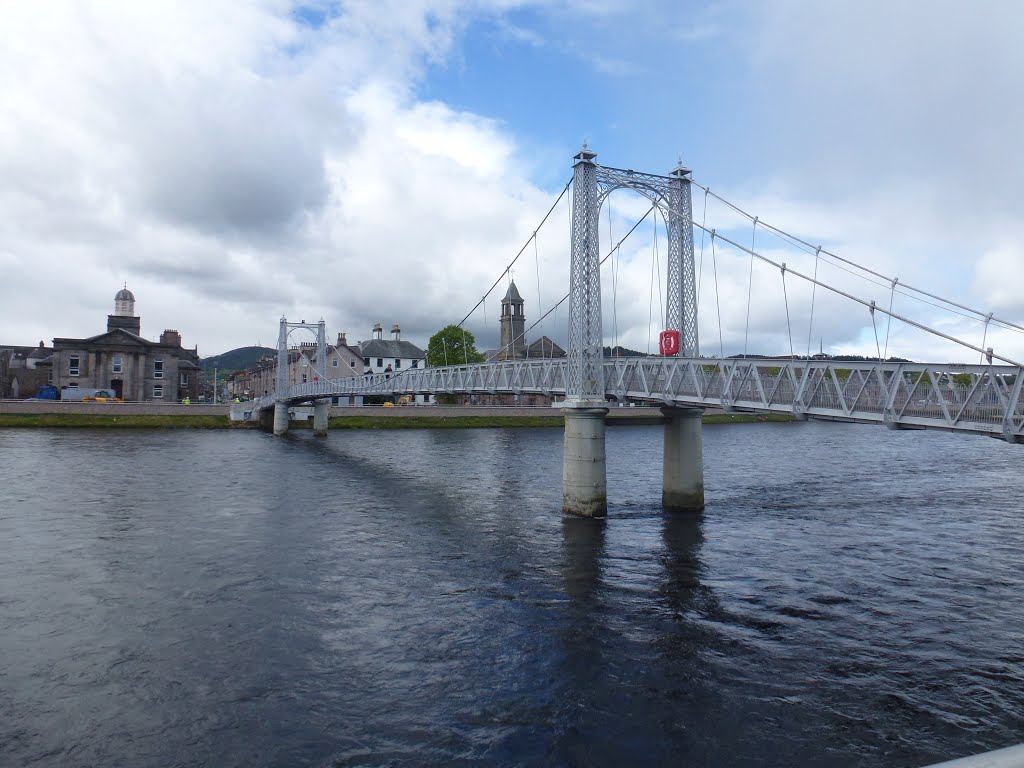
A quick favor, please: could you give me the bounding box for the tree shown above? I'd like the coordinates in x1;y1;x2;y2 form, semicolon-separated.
427;325;485;367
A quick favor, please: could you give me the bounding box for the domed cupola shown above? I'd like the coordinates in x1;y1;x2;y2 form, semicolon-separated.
114;285;136;317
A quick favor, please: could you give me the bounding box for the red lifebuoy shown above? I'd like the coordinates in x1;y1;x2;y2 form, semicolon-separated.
659;330;680;356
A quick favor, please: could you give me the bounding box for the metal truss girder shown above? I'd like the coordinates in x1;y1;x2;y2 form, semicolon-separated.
250;356;1024;441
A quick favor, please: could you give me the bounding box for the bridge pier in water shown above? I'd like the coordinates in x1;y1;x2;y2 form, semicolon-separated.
661;407;705;512
313;400;329;436
561;407;609;518
273;401;289;435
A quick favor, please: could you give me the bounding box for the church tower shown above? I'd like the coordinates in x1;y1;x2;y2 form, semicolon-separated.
499;281;526;359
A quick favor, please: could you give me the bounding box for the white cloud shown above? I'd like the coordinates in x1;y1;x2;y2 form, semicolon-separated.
0;0;552;355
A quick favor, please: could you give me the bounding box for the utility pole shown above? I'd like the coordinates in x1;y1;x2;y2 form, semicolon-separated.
213;366;217;404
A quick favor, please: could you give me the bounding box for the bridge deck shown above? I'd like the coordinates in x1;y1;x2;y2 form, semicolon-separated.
248;357;1024;442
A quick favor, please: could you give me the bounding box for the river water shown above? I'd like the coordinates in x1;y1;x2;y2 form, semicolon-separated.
1;421;1022;767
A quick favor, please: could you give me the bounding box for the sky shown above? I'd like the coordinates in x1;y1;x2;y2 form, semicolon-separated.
2;0;1022;364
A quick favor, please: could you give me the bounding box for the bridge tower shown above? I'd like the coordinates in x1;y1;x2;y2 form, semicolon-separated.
663;160;704;512
563;145;608;517
272;317;329;436
562;145;704;516
666;160;698;356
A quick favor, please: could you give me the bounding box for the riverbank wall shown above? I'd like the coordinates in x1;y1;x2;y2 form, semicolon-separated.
0;400;792;428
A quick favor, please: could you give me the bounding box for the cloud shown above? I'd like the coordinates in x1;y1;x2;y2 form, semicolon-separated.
0;0;554;355
1;0;1021;371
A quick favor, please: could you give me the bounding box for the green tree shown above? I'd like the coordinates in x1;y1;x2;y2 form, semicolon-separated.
427;325;485;367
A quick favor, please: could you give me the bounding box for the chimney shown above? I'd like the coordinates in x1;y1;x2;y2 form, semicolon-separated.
38;340;45;348
373;323;382;339
391;323;400;340
337;331;347;346
160;329;181;347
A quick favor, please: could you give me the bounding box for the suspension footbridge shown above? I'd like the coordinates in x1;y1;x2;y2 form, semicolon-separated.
241;146;1024;518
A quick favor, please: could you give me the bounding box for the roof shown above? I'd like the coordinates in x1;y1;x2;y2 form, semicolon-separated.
115;287;135;302
54;328;197;358
502;281;523;304
527;336;566;358
359;338;425;359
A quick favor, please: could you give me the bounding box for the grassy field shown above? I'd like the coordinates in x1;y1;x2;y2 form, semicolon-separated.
0;411;794;430
0;413;235;429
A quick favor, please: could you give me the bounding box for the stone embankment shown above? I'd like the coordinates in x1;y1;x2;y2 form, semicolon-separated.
0;400;231;416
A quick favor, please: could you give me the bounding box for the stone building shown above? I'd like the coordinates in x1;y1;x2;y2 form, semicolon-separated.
475;283;566;406
0;342;51;399
488;282;566;362
49;287;201;401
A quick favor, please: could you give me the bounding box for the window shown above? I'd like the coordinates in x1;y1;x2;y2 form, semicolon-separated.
47;370;53;384
350;360;356;368
395;359;402;369
376;358;383;368
68;382;79;389
180;373;188;386
153;385;163;398
332;358;338;368
69;355;80;376
412;360;418;369
302;374;307;383
363;357;370;366
112;355;123;374
154;359;164;379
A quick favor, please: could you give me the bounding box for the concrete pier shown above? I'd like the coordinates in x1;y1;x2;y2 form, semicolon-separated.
313;400;329;436
661;406;705;512
562;407;609;518
273;401;289;436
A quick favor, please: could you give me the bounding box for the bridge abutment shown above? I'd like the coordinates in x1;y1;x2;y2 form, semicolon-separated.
273;401;289;435
562;407;609;518
661;406;705;512
313;400;329;436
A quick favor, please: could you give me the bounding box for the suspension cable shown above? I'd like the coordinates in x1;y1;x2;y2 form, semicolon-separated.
882;278;897;361
805;246;821;360
608;199;619;355
780;263;795;360
448;178;571;335
743;216;757;358
869;301;882;361
533;231;542;360
655;211;664;330
689;178;1024;336
500;203;658;362
980;312;994;364
710;231;725;359
692;220;1022;366
696;188;708;308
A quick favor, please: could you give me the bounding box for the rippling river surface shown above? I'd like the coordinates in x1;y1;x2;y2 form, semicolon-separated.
1;421;1022;767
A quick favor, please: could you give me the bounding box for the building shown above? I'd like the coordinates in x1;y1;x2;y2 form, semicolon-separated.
49;287;201;401
476;282;566;406
487;282;566;362
360;323;425;375
359;323;432;404
497;282;526;360
0;342;52;399
227;332;363;401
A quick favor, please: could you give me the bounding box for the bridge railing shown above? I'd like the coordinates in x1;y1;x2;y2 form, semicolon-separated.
252;357;1023;441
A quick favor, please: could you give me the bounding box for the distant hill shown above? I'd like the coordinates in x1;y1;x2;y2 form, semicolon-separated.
200;346;275;374
604;345;647;357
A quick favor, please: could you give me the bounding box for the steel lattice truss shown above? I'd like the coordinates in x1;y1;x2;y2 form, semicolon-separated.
595;164;697;357
245;357;1024;443
565;150;698;404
